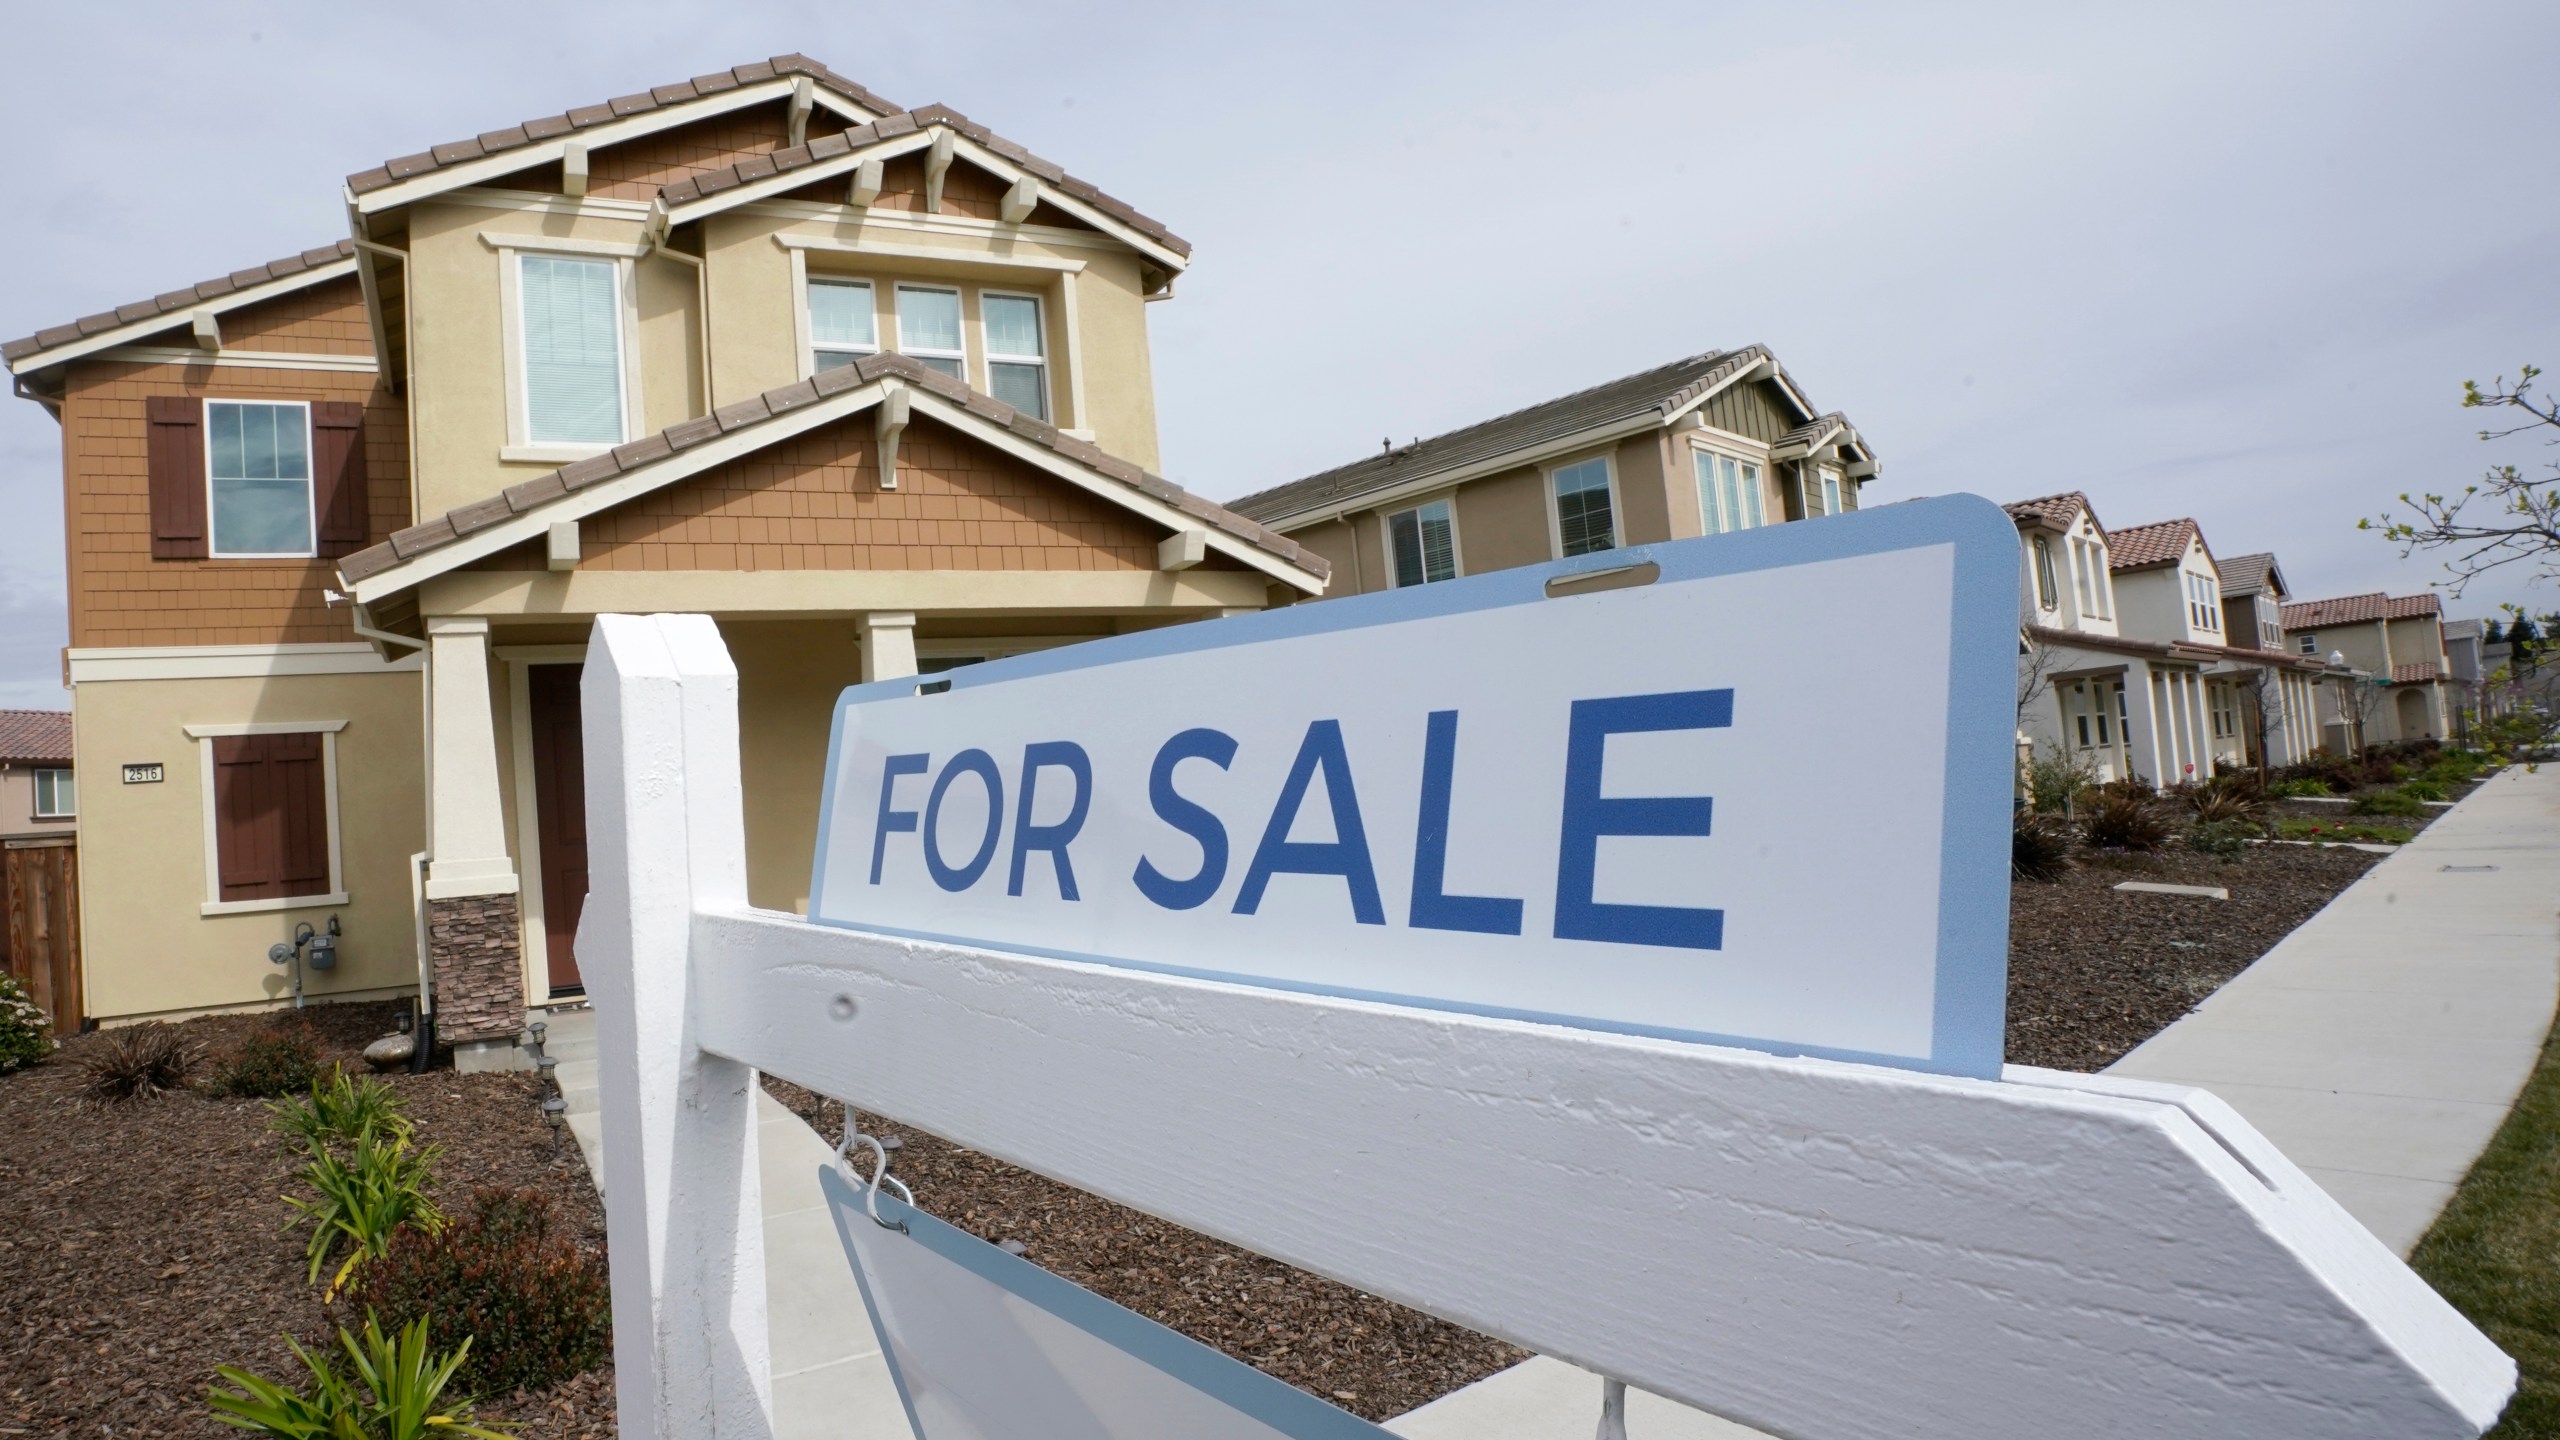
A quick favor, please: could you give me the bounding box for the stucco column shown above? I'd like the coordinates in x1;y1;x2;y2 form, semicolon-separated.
2185;672;2214;778
2120;662;2165;785
857;610;918;682
423;615;525;1057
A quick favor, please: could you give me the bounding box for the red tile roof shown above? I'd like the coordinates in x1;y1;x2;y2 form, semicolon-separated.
2001;492;2095;532
0;711;71;766
2282;592;2442;628
2391;662;2443;684
2104;518;2205;570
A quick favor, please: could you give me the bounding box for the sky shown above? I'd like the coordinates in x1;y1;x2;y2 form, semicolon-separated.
0;1;2553;708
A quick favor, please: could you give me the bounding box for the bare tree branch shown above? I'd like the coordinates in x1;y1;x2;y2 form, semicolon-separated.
2366;365;2560;596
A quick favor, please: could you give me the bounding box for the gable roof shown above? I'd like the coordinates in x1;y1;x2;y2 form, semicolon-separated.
2104;518;2209;571
2217;552;2280;597
335;351;1325;601
2282;592;2442;629
2002;492;2101;534
345;56;898;200
0;710;71;766
2391;661;2444;685
660;103;1189;262
1227;347;1864;528
2;239;357;371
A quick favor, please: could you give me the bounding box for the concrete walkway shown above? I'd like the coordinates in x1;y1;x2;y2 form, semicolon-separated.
1391;764;2560;1435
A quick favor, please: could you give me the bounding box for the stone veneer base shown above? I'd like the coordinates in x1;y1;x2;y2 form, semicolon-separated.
427;891;525;1046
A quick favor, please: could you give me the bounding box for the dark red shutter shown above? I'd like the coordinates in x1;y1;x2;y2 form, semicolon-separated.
311;401;369;556
145;395;207;559
212;733;331;902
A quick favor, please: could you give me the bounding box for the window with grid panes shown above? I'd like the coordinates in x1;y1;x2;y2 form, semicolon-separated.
1552;458;1615;557
1694;450;1764;536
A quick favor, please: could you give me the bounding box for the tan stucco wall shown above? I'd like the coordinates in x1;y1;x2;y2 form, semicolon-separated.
72;668;425;1021
1613;433;1673;546
723;619;866;914
2386;616;2447;670
1457;464;1560;577
0;763;77;840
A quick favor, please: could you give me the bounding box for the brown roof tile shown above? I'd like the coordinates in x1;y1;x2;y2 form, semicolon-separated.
0;710;71;766
2001;493;2099;533
343;55;901;197
2283;591;2442;629
3;237;358;368
2104;518;2206;571
335;362;1324;591
2391;662;2443;684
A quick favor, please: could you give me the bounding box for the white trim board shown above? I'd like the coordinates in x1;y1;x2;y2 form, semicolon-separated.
774;231;1087;274
5;257;362;376
71;643;421;684
191;725;348;917
743;199;1133;254
89;346;380;374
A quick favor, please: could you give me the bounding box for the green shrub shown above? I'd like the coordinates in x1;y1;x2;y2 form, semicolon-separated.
2189;781;2264;824
2083;795;2171;852
2269;777;2334;799
2276;819;2414;845
207;1314;513;1439
2012;811;2075;882
2097;774;2158;803
346;1188;610;1399
290;1133;443;1297
2352;787;2427;818
271;1066;412;1154
2026;753;2098;815
80;1022;198;1103
2188;820;2255;860
214;1021;324;1099
2398;777;2450;802
0;974;52;1074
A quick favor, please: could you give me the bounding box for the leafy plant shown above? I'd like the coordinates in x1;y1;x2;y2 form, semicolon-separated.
214;1021;325;1099
0;973;52;1075
2097;774;2158;803
2399;777;2451;802
272;1067;413;1154
2269;777;2335;799
289;1133;444;1297
2026;753;2098;816
2353;787;2427;818
207;1314;514;1439
346;1189;611;1398
2187;778;2264;825
81;1022;199;1103
2187;820;2255;860
2011;811;2075;882
2082;795;2171;853
2276;819;2414;845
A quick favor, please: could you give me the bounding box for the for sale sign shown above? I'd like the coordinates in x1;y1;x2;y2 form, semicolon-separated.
810;495;2017;1077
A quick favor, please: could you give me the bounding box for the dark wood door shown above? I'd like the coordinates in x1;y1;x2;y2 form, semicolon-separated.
528;664;587;994
4;838;81;1035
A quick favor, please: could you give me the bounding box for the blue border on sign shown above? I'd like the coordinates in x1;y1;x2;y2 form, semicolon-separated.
806;493;2018;1080
819;1165;1396;1438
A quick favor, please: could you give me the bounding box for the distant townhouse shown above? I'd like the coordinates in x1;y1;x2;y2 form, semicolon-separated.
2281;592;2454;749
0;710;76;1036
1225;350;1876;591
2007;495;2332;784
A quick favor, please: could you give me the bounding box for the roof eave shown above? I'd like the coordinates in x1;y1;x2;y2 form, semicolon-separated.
1248;410;1666;533
3;254;362;379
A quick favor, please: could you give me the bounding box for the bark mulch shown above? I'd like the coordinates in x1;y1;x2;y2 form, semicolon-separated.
0;1001;611;1440
2005;841;2382;1071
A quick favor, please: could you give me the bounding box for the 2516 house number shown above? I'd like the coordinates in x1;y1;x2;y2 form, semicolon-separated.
121;762;164;784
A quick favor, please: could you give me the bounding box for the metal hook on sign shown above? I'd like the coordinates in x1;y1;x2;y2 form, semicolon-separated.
837;1114;912;1233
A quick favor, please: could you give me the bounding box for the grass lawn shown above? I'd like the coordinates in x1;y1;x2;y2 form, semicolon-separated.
2413;1007;2560;1437
2272;818;2415;845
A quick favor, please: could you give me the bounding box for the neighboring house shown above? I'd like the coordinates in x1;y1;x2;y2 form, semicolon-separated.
2008;496;2331;785
2443;617;2486;734
1223;349;1877;592
2;56;1328;1056
2218;552;2292;653
2281;592;2453;749
0;711;76;840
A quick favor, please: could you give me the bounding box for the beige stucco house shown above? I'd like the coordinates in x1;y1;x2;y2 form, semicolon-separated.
2281;591;2454;750
1224;350;1877;591
3;56;1327;1054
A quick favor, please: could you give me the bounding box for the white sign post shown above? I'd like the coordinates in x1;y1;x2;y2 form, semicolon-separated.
580;498;2514;1440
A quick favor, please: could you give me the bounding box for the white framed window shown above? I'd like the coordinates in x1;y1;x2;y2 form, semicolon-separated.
518;254;629;446
1386;499;1459;587
895;284;966;379
2298;632;2319;656
204;400;315;558
2184;573;2222;633
1820;469;1843;516
981;291;1049;420
1693;449;1766;536
808;277;879;373
1550;456;1617;558
2032;535;2059;611
32;768;74;819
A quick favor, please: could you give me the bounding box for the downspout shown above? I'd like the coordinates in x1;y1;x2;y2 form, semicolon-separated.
1339;514;1366;594
646;203;715;413
347;233;422;526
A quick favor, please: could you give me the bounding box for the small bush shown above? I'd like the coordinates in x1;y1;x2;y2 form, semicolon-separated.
2399;777;2450;802
2026;753;2099;815
214;1021;324;1099
81;1022;198;1103
346;1188;610;1399
207;1314;513;1439
271;1066;412;1154
2083;795;2171;852
0;974;52;1075
2012;811;2075;882
2352;787;2427;818
2188;779;2264;825
2097;774;2158;803
2276;819;2414;845
2188;820;2255;860
291;1133;443;1297
2270;777;2334;799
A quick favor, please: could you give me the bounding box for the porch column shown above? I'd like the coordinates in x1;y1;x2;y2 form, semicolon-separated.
2186;672;2215;778
2120;662;2165;784
423;616;526;1059
857;610;918;683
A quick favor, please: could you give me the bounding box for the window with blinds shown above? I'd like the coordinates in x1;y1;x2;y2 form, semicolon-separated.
519;254;626;445
896;285;966;379
1693;450;1765;536
1552;458;1615;557
982;292;1048;419
809;278;879;372
1388;500;1457;587
206;400;314;557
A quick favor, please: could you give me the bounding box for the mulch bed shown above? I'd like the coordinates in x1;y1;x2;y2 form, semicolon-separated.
0;825;2399;1433
0;1001;610;1440
2005;841;2381;1070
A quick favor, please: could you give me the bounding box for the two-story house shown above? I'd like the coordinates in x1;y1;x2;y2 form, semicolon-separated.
2;56;1328;1057
2281;592;2453;750
2008;497;2330;784
1221;350;1877;591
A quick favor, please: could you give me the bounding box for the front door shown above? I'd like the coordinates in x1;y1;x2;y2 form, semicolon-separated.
528;663;587;994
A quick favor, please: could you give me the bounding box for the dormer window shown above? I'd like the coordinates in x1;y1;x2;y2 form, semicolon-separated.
2184;572;2222;633
808;278;879;371
2032;535;2059;611
895;285;966;380
981;292;1049;421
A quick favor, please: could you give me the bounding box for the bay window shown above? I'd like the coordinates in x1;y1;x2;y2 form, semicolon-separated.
1694;450;1766;536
